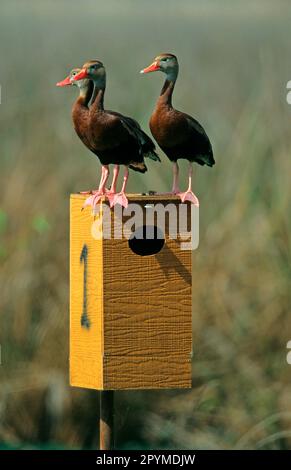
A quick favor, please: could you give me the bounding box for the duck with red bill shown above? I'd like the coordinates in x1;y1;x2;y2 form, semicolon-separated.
56;68;112;198
70;60;160;210
140;53;215;206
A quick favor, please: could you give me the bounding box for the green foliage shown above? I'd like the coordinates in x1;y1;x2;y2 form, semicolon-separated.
32;215;50;234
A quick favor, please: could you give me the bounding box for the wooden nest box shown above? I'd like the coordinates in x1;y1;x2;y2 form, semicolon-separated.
70;194;195;390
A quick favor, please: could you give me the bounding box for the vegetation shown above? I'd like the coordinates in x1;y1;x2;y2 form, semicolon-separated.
0;0;291;449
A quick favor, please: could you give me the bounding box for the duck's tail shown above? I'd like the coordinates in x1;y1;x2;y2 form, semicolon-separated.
144;150;161;162
129;162;148;173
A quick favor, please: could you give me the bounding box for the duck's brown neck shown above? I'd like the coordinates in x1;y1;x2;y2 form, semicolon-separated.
91;75;106;111
158;78;176;107
77;81;94;108
91;87;105;111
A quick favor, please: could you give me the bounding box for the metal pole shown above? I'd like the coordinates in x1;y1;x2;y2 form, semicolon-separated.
100;390;114;450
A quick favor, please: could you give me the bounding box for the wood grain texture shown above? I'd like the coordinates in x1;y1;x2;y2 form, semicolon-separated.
70;194;192;390
104;355;191;390
70;196;104;389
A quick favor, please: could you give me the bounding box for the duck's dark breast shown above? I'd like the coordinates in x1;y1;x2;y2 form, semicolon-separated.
72;104;93;151
149;108;185;148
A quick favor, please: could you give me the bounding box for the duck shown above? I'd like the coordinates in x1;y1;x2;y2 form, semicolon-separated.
57;68;119;201
71;60;160;208
140;53;215;206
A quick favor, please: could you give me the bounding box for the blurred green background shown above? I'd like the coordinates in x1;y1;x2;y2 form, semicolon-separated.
0;0;291;450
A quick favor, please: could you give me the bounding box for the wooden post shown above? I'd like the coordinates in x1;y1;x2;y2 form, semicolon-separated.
100;391;114;450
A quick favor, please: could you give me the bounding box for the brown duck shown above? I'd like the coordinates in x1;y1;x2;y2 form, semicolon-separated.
57;68;106;196
70;60;160;208
141;53;214;206
57;67;121;200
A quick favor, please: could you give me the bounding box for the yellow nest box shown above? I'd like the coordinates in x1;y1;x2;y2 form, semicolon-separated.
70;194;195;390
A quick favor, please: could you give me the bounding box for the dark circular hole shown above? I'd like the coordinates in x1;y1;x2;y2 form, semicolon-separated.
128;225;165;256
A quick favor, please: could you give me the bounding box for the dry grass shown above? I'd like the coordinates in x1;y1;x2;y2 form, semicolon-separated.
0;0;291;449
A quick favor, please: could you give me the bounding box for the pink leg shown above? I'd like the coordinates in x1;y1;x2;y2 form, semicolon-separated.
157;162;180;196
178;162;199;206
111;166;129;208
80;166;106;195
171;162;180;194
98;165;109;192
83;165;110;210
106;165;120;206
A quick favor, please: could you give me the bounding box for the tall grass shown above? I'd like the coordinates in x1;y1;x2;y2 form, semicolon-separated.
0;0;291;449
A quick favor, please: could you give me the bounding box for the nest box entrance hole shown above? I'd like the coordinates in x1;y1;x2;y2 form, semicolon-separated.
128;225;165;256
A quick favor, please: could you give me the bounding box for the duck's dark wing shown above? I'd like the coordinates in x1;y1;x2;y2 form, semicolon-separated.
107;110;161;162
185;114;215;167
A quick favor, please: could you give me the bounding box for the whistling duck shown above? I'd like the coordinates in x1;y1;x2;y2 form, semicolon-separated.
71;60;160;208
57;68;117;199
141;54;215;206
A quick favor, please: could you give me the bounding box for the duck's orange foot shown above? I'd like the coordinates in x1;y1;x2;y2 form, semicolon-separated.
111;191;128;208
179;190;199;206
